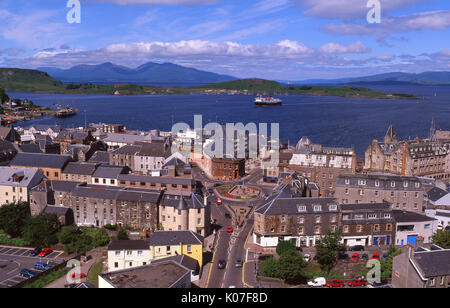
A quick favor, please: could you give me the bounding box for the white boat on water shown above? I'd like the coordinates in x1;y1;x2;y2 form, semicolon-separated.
254;95;282;106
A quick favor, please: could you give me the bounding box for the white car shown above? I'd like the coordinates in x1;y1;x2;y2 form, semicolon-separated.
307;277;326;287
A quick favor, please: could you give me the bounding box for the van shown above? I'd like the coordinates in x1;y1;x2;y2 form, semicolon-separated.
307;277;326;287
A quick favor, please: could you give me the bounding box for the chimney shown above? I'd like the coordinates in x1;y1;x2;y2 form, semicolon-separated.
204;193;208;206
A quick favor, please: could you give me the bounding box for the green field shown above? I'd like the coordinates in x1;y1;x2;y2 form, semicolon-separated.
0;68;417;99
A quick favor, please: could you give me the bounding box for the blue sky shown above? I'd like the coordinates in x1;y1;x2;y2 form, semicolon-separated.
0;0;449;80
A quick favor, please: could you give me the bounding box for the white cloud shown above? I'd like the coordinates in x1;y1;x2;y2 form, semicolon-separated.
319;41;370;54
89;0;217;5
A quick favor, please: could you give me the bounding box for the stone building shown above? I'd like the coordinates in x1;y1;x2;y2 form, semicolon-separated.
9;152;72;181
289;136;356;197
335;174;424;213
0;167;44;206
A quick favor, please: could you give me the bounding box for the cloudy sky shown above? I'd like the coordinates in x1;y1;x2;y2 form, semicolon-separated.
0;0;449;80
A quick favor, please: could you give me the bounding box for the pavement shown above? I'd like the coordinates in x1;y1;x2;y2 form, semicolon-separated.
0;246;64;288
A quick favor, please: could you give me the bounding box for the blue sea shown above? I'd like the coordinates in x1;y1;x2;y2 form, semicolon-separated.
8;84;450;156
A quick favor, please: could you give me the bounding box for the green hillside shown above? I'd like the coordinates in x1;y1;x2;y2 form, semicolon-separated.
0;68;63;92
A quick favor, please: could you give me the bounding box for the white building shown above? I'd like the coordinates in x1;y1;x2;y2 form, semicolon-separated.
107;240;151;272
0;167;44;205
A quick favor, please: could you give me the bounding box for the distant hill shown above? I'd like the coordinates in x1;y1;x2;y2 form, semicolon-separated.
0;68;63;92
287;71;450;85
37;62;237;84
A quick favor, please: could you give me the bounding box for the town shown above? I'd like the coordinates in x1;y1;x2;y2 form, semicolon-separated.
0;113;449;289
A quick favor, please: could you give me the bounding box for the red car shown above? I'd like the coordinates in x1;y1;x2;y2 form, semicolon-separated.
372;252;380;259
72;273;87;279
326;280;345;288
351;253;360;261
226;226;233;233
39;248;53;257
216;198;222;205
348;279;367;287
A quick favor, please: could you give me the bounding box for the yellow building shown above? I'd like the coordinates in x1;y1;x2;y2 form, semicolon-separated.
149;230;204;268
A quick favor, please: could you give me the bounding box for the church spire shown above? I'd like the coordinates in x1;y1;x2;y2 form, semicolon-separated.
384;125;398;143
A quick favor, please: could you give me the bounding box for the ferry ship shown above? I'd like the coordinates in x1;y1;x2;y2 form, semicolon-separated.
254;95;282;106
55;106;78;118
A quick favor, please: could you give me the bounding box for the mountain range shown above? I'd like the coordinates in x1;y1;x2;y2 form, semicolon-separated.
37;62;237;84
285;72;450;85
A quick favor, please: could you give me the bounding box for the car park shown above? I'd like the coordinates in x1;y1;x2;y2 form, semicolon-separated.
348;279;367;287
351;253;360;261
34;262;52;271
20;269;37;278
235;258;243;268
307;277;326;287
39;248;53;257
326;280;345;288
218;260;227;269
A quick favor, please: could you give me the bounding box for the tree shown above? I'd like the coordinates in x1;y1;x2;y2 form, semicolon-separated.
92;228;110;247
0;88;9;103
22;213;60;247
315;230;346;272
59;226;82;244
432;230;450;249
116;229;129;240
380;246;402;279
277;250;308;284
276;240;296;256
262;256;280;278
0;202;31;238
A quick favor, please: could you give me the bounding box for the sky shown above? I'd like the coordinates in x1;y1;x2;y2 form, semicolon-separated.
0;0;449;80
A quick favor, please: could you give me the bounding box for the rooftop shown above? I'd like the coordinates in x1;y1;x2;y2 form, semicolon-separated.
149;230;204;246
414;247;450;277
10;152;72;169
108;240;149;251
392;210;437;223
63;162;98;175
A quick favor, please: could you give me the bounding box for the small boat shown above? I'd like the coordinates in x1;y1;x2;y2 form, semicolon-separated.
55;106;78;118
254;95;282;106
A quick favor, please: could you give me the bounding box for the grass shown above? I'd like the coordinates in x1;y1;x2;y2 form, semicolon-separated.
23;268;70;288
87;259;104;287
0;235;31;247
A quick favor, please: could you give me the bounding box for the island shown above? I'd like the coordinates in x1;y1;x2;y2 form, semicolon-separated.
0;68;417;100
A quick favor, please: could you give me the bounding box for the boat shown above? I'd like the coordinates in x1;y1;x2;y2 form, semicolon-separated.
254;95;282;106
55;106;78;118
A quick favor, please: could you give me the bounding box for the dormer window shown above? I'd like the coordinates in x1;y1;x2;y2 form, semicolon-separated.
391;181;396;188
329;204;337;211
403;181;408;188
345;178;350;185
297;205;306;212
313;205;322;212
358;179;366;185
375;180;380;187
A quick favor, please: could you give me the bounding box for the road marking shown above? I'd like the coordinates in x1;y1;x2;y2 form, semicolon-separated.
242;261;256;288
205;230;221;288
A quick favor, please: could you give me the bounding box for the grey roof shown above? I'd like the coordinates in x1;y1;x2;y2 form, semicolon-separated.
149;231;204;246
152;254;199;272
63;162;98;175
88;151;110;164
0;126;13;139
111;145;141;155
18;143;42;154
162;157;188;169
414;248;450;277
340;202;391;212
108;240;148;251
26;124;61;132
0;167;44;188
337;174;422;191
10;152;72;169
427;187;449;202
137;143;171;158
392;210;436;223
43;206;71;216
104;133;147;144
50;180;80;192
118;174;195;186
160;193;205;210
70;185;160;203
0;140;17;154
92;165;129;178
255;195;339;216
65;144;90;155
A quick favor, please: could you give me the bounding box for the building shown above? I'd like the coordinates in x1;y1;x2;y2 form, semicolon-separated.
263;151;293;183
424;209;450;230
118;174;197;194
0;167;44;205
133;143;172;175
335;174;424;213
21;124;62;139
62;162;99;183
98;261;191;288
392;245;450;288
9;152;72;180
91;165;131;186
340;202;395;247
148;230;204;268
289;136;356;197
0;126;20;143
0;140;18;165
107;240;151;272
159;193;211;237
43;205;74;226
253;196;340;248
392;210;437;246
424;186;450;209
151;254;200;281
365;125;450;182
103;133;148;149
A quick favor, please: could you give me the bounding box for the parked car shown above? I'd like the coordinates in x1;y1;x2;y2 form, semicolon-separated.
361;254;369;260
381;253;388;261
216;198;222;205
30;247;41;256
350;245;365;252
71;273;87;279
227;226;233;233
303;254;311;262
218;260;227;269
20;269;37;278
39;248;53;257
348;279;367;287
34;262;52;271
351;253;360;261
307;277;326;287
339;253;350;261
326;280;345;288
235;258;243;268
372;252;380;259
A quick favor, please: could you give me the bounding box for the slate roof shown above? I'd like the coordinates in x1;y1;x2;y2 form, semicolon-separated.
63;162;98;175
392;210;436;223
10;152;72;169
108;240;148;251
414;248;450;277
152;254;199;272
88;151;110;164
427;187;449;202
104;133;147;144
137;143;171;158
337;174;422;191
92;165;129;178
0;126;13;139
148;231;204;246
0;167;44;187
17;143;42;154
50;180;80;192
160;193;205;210
118;174;195;186
255;195;339;216
44;206;71;216
111;145;141;155
0;140;17;154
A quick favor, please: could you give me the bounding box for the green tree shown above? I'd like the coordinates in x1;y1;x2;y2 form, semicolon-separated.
22;213;60;247
92;228;110;247
58;226;82;244
116;229;129;240
277;250;308;284
432;230;450;249
315;230;346;273
262;256;280;278
276;240;296;256
380;246;402;279
0;88;9;103
0;202;31;238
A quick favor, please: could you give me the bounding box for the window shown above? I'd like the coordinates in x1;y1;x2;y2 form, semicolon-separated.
343;225;349;233
314;226;321;234
313;205;322;212
356;225;363;233
187;245;192;253
329;204;337;211
373;224;380;232
297;205;306;212
345;178;350;185
115;251;120;256
298;226;304;234
114;262;119;268
138;251;143;256
315;216;321;223
429;278;435;286
391;181;396;188
386;224;392;231
354;214;364;220
368;214;377;219
375;180;380;187
330;215;336;223
126;250;132;256
298;216;304;224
